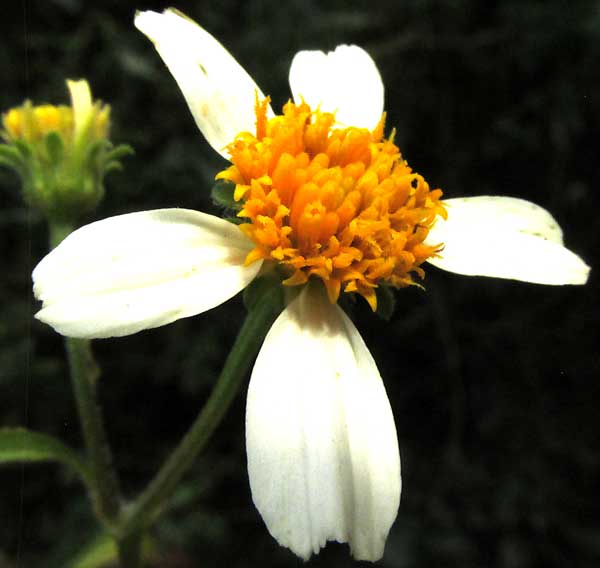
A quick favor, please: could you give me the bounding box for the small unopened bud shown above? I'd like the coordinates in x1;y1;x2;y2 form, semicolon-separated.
0;79;132;223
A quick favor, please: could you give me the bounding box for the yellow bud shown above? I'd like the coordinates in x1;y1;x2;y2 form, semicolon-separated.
0;79;131;224
3;108;24;138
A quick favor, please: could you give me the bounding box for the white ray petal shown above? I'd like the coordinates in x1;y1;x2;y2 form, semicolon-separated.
66;79;92;140
289;45;384;131
33;209;261;338
246;284;400;561
425;196;590;284
135;9;272;159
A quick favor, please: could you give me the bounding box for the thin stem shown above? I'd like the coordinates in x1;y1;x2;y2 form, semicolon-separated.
49;222;122;526
119;290;282;537
65;338;121;523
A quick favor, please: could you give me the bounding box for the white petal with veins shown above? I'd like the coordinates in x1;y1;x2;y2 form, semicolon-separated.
425;196;590;284
135;9;272;158
246;284;400;561
289;45;384;131
33;209;261;338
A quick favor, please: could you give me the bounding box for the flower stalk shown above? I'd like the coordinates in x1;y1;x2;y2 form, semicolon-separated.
49;221;122;528
118;279;284;538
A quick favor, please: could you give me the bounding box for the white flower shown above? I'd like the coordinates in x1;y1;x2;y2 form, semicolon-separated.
32;8;590;562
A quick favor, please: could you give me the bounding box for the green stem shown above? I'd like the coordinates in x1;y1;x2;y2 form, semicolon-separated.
119;289;282;537
65;338;121;524
49;222;122;527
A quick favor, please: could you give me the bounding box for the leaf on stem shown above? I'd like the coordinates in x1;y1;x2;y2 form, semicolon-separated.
63;531;158;568
0;427;92;483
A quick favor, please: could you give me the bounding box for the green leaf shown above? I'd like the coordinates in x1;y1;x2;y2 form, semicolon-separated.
64;532;158;568
64;533;116;568
0;427;91;483
375;285;396;321
211;178;241;210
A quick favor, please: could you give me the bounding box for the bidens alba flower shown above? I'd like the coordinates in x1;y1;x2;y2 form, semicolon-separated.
32;8;590;562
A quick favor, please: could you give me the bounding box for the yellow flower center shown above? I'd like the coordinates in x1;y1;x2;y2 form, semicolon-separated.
2;101;110;144
3;104;74;143
216;98;446;310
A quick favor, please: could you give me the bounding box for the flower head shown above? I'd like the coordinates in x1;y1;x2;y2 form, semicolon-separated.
31;8;589;562
217;98;446;310
1;80;130;223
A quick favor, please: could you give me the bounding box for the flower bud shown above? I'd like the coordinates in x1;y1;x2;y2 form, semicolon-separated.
0;79;132;223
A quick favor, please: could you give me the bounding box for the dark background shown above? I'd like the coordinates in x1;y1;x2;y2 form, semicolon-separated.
1;0;599;566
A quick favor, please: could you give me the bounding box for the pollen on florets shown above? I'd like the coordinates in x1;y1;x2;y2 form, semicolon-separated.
216;97;446;310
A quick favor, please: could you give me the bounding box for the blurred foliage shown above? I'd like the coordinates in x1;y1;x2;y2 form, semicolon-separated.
1;0;599;566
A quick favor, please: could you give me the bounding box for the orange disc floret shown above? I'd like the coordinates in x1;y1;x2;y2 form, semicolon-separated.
216;97;446;310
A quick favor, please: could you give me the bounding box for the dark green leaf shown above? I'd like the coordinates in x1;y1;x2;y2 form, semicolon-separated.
64;532;116;568
63;531;158;568
0;427;91;483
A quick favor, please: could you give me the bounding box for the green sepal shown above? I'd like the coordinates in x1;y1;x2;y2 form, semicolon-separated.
105;143;134;162
85;139;111;166
0;145;26;175
243;271;284;313
0;155;18;171
13;138;33;160
223;216;244;225
0;427;92;483
0;144;27;167
102;144;134;176
375;285;396;321
211;179;241;211
104;161;123;173
45;131;65;164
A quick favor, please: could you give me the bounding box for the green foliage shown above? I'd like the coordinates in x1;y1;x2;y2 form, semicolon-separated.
0;427;91;484
49;531;157;568
63;533;117;568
